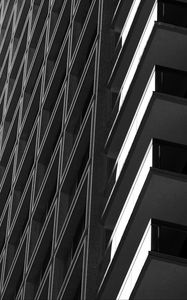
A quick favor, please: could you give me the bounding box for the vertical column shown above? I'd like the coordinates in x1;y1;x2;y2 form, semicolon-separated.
82;0;115;299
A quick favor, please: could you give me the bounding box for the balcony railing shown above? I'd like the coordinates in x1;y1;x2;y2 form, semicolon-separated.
116;67;155;180
120;0;141;49
118;0;157;109
117;220;152;300
111;140;153;260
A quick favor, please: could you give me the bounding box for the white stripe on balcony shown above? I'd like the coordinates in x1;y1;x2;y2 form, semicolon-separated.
111;140;153;260
116;67;155;180
117;220;152;300
119;0;157;109
121;0;142;47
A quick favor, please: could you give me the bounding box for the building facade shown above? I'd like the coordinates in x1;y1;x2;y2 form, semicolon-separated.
0;0;187;299
99;0;187;299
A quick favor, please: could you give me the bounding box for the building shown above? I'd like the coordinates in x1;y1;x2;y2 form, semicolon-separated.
0;0;187;299
99;0;187;299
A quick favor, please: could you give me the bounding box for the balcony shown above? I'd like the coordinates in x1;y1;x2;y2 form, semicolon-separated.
110;0;187;90
113;65;187;182
99;139;187;299
118;220;187;299
107;12;187;157
103;89;187;231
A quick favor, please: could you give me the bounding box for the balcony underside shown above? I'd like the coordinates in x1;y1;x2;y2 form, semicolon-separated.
103;92;187;228
107;23;187;156
131;252;187;300
99;169;187;299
